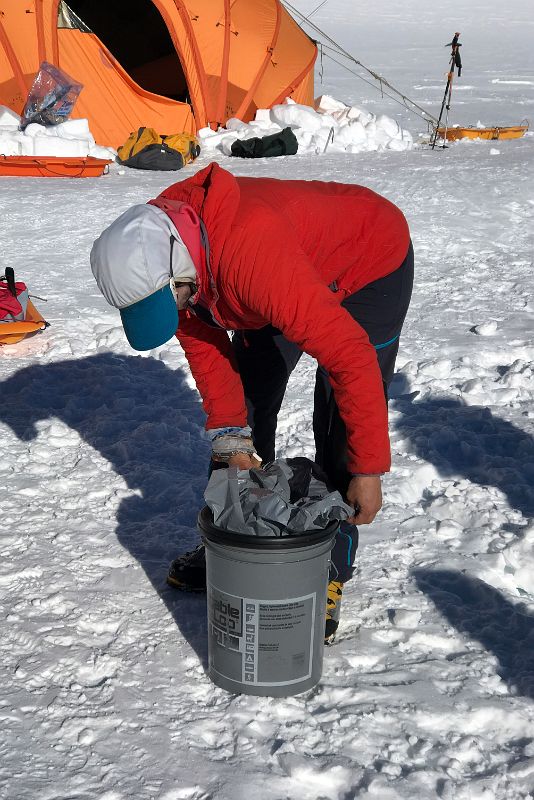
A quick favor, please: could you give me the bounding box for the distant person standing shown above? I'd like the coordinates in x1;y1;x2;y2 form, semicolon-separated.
91;162;414;641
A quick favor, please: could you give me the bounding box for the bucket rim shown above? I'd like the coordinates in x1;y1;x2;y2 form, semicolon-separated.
198;506;339;549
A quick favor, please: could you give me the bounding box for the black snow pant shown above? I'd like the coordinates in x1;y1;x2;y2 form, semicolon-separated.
232;241;414;583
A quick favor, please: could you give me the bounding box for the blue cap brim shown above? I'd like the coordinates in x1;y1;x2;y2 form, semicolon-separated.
120;284;178;351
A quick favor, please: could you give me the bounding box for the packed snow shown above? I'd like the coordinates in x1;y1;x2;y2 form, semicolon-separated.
0;106;115;160
198;95;414;156
1;0;534;798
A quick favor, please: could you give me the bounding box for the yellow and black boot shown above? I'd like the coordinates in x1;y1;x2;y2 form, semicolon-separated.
325;580;343;643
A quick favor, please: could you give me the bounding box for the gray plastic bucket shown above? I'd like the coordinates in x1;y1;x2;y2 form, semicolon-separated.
198;506;337;697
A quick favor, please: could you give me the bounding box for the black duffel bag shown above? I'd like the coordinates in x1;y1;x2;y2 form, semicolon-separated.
231;126;298;159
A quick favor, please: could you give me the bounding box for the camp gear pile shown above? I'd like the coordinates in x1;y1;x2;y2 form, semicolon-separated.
117;128;200;171
205;457;352;536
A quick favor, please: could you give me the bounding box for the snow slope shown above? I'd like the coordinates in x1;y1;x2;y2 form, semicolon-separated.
1;1;533;798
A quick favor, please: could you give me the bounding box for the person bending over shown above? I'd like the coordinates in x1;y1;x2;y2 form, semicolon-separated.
91;162;414;642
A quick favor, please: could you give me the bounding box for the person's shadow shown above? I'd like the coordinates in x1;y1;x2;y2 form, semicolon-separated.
0;352;211;666
390;378;534;520
413;569;534;700
390;378;534;698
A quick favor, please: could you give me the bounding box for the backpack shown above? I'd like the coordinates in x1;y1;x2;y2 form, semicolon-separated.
117;127;201;171
0;267;28;323
230;127;298;159
0;267;48;346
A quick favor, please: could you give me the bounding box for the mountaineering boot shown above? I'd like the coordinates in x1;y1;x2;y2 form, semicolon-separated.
167;543;207;592
325;580;344;643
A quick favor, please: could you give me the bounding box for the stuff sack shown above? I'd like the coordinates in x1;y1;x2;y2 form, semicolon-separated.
117;127;201;171
0;270;28;323
231;126;298;159
21;61;83;129
0;267;48;346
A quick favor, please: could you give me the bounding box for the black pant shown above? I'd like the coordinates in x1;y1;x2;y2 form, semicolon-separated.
232;242;414;581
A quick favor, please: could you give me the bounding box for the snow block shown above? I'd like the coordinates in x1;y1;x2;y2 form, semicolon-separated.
314;94;348;114
376;114;401;138
270;103;324;132
33;136;86;157
0;105;21;127
0;133;20;156
225;117;247;132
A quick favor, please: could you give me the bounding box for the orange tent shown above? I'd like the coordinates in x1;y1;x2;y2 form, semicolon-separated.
0;0;316;148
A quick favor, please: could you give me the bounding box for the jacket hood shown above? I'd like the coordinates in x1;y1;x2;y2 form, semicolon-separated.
158;163;240;271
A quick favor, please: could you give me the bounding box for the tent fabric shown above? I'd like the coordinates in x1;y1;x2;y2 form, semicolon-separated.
0;0;316;148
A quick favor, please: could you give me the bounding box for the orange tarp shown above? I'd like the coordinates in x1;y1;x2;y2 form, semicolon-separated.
0;0;316;148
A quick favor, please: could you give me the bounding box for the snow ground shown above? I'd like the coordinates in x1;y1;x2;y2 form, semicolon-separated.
1;1;534;798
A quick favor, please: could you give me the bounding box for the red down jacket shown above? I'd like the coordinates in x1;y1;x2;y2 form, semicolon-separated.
158;163;410;475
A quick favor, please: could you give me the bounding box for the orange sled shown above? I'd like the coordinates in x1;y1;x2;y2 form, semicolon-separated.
0;298;48;345
0;156;112;178
437;124;529;141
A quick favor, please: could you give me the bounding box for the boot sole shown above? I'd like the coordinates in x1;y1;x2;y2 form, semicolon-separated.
166;575;207;593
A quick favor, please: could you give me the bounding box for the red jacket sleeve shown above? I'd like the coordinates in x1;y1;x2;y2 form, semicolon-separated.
223;212;391;475
176;311;248;430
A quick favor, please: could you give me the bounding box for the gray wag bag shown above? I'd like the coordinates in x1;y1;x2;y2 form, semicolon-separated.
204;457;352;537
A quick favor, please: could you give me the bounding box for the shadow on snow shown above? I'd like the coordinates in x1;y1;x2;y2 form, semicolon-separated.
0;352;210;667
413;569;534;700
390;383;534;520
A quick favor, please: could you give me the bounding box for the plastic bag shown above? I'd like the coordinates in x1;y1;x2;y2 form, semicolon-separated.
205;457;353;537
21;62;83;130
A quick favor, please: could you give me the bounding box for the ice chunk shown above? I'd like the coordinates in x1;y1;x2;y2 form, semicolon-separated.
54;118;92;138
197;126;217;139
376;114;401;138
373;128;392;147
23;123;49;138
219;134;240;156
359;110;376;127
0;133;21;156
19;135;35;156
254;108;271;124
89;144;115;160
365;120;377;139
225;117;247;132
270;103;324;132
33;136;86;157
314;94;348;114
312;126;337;153
197;130;232;149
347;106;364;120
293;129;313;149
0;105;21;128
346;120;367;143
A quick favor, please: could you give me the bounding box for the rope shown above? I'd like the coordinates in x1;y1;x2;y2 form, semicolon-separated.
282;1;439;128
321;48;436;131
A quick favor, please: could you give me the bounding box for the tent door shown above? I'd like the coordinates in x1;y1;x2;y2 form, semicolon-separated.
60;0;190;103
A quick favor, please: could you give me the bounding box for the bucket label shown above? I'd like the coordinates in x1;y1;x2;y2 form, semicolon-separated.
208;585;316;687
